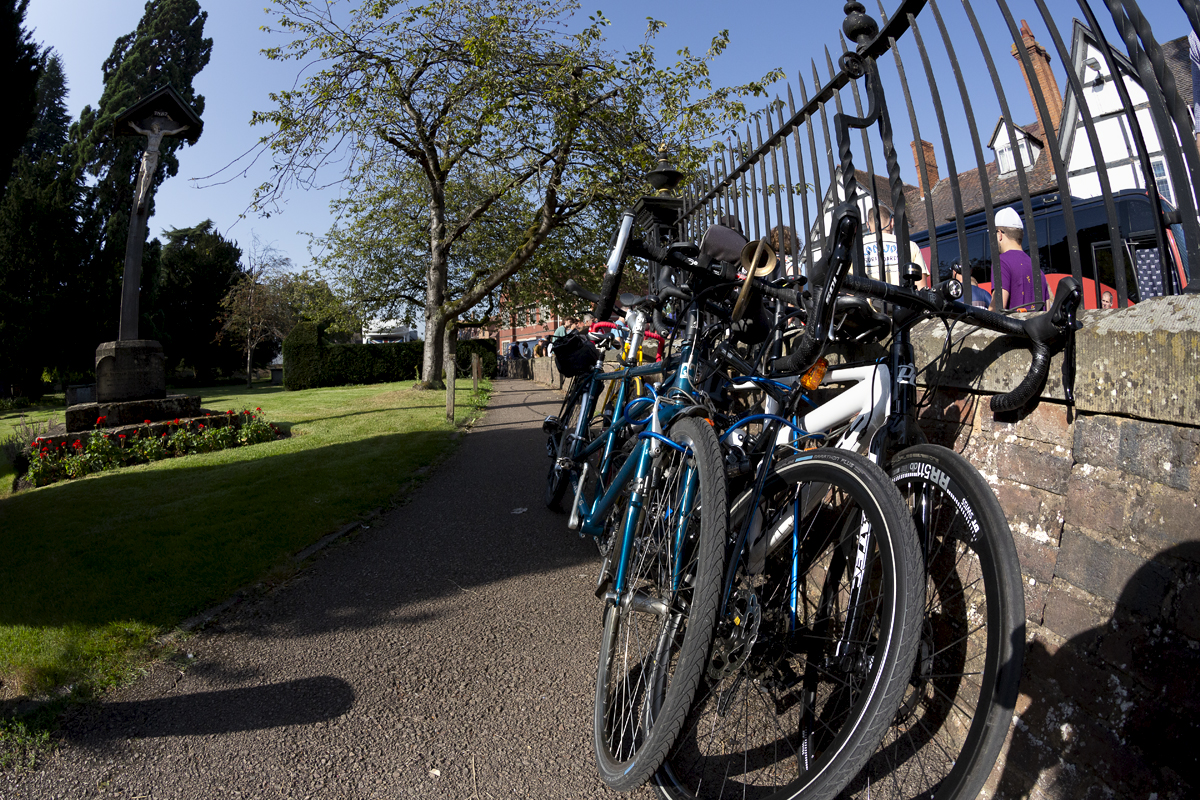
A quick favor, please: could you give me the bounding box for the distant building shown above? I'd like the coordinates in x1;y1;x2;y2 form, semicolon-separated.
362;321;419;344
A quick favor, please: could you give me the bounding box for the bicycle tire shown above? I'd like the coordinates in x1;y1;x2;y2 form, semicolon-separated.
594;416;726;791
836;444;1024;800
545;377;588;511
654;448;924;800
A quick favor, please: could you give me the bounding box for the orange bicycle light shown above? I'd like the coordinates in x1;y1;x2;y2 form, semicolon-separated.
800;357;828;391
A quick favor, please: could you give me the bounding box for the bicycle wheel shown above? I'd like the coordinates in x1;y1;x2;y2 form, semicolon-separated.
654;448;923;800
836;444;1023;800
594;415;726;791
544;377;588;511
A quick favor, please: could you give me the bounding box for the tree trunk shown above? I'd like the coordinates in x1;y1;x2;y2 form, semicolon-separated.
245;329;253;388
444;321;457;423
415;185;449;390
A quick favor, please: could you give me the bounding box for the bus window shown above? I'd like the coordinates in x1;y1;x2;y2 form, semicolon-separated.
966;231;989;279
1092;241;1139;307
933;235;960;280
1120;196;1156;236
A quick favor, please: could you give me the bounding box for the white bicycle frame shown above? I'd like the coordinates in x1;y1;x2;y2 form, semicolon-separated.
730;363;894;570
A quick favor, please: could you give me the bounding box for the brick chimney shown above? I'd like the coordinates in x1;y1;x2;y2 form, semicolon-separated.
911;140;939;198
1011;19;1063;137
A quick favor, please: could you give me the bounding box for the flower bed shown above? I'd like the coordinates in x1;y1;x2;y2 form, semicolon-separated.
23;408;282;488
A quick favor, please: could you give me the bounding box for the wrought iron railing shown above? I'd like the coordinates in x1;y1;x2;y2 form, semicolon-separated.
675;0;1200;310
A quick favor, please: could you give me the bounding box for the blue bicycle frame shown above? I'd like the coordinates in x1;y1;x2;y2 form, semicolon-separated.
567;327;707;600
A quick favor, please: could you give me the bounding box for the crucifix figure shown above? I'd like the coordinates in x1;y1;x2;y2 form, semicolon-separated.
128;117;190;213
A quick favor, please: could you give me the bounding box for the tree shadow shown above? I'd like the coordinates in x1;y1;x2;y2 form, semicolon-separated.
995;542;1200;798
64;676;355;741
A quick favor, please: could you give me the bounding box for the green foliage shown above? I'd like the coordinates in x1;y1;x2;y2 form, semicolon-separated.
281;321;325;390
282;321;424;390
454;337;498;379
20;410;282;489
252;0;782;386
22;49;68;163
0;152;88;396
142;220;245;380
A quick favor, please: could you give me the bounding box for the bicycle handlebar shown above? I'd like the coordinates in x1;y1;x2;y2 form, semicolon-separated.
767;202;861;376
765;263;1083;411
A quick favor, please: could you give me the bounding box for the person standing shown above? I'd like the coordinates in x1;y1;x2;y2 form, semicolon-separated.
863;203;927;287
994;207;1051;310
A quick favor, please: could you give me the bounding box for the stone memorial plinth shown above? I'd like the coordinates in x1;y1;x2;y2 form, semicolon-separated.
64;339;201;433
96;340;166;402
65;394;201;432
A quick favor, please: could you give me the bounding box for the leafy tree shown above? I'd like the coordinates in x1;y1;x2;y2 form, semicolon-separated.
217;239;294;386
280;269;362;339
143;220;243;381
0;0;40;199
252;0;778;387
65;0;212;332
312;158;541;340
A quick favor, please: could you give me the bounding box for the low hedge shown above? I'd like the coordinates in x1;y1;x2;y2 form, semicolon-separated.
282;325;497;390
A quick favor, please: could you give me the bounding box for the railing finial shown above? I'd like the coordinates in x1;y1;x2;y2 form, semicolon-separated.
843;1;878;47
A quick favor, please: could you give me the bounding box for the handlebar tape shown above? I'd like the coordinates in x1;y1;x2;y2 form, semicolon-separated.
593;271;621;322
565;278;600;304
990;276;1082;413
769;203;860;375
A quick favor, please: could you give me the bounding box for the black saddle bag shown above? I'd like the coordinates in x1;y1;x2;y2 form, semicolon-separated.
552;332;600;377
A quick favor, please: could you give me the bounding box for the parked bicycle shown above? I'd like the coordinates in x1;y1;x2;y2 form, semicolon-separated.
653;206;1082;800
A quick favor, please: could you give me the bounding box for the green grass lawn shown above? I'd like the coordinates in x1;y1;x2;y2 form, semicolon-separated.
0;379;489;707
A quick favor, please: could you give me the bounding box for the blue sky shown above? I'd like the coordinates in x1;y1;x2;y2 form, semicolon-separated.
24;0;1192;272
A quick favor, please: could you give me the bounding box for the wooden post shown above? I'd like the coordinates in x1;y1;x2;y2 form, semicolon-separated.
472;352;481;393
444;322;458;423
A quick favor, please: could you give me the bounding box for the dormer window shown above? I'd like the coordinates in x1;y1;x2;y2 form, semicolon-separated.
996;134;1040;176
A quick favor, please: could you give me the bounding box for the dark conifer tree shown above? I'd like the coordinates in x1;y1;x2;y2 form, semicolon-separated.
0;0;40;199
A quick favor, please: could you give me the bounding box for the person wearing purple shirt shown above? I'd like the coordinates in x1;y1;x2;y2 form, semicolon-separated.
994;206;1051;310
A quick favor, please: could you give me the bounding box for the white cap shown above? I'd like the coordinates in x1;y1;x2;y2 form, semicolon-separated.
994;207;1022;229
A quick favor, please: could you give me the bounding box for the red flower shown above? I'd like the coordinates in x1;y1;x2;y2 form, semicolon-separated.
227;410;234;415
173;418;180;425
144;419;152;425
118;434;126;439
96;416;107;425
198;424;205;430
255;407;261;412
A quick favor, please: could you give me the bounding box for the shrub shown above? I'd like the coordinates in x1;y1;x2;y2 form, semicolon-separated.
281;322;326;391
455;338;498;379
282;322;424;390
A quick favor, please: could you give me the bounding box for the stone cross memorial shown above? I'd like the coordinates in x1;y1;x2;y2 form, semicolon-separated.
67;86;205;432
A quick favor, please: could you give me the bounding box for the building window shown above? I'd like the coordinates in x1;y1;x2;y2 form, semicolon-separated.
998;145;1015;175
997;137;1038;176
1152;158;1173;205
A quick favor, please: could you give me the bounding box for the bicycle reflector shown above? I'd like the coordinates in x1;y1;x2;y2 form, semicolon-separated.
800;357;828;390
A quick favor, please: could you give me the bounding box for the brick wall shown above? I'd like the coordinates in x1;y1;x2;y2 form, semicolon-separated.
909;296;1200;799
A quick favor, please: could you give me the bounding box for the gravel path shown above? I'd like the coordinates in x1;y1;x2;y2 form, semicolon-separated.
3;380;654;800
